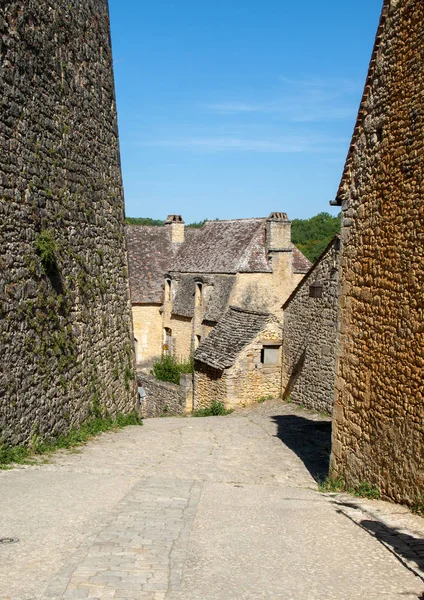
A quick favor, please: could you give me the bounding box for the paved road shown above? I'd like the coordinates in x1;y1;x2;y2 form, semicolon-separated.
1;401;423;600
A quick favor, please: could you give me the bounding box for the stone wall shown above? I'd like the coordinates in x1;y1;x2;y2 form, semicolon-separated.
282;239;339;414
194;364;227;409
331;0;424;506
0;0;137;447
132;304;163;366
137;372;192;417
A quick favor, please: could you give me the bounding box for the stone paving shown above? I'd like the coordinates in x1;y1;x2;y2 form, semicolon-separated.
0;401;423;600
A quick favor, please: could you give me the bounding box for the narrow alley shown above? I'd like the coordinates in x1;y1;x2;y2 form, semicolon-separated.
1;401;423;600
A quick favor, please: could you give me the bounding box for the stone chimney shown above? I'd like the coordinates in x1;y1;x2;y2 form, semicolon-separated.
266;212;291;251
165;215;185;244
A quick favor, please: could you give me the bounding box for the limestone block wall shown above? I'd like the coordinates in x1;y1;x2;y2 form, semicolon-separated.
132;304;163;366
282;240;339;414
137;372;192;417
170;315;193;361
0;0;136;446
331;0;424;506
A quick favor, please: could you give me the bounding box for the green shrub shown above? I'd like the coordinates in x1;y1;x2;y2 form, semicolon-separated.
35;230;58;275
152;355;193;385
192;400;233;417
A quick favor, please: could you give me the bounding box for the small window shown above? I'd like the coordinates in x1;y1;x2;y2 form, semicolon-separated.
261;345;280;366
166;279;172;301
195;334;201;349
195;283;203;307
309;282;323;298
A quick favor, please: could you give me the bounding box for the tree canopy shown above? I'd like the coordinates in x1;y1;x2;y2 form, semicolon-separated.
291;212;341;263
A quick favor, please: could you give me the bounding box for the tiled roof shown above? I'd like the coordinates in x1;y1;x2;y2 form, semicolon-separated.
127;218;311;303
293;246;312;273
194;306;278;370
126;226;174;303
171;219;271;274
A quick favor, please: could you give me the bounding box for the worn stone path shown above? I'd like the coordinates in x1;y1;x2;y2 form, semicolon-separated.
1;401;423;599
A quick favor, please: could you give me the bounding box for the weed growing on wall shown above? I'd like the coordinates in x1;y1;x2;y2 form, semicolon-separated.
35;230;58;276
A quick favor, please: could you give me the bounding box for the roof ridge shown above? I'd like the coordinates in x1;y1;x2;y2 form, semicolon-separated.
205;217;265;224
229;305;271;317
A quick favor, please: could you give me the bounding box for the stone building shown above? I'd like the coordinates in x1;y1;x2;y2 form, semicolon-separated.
282;236;340;414
127;213;311;366
194;306;283;408
330;0;424;506
126;216;198;365
0;0;136;446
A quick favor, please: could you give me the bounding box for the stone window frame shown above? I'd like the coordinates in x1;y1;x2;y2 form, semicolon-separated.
260;342;281;366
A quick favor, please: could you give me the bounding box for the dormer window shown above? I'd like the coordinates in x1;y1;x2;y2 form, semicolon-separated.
195;283;203;307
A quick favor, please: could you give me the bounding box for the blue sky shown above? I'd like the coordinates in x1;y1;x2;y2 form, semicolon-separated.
108;0;383;222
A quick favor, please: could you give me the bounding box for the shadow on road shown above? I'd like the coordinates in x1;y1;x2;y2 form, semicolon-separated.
270;414;332;482
332;499;424;588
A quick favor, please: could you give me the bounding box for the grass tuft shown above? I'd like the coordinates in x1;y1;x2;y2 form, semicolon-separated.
318;476;380;500
0;411;142;469
192;400;233;417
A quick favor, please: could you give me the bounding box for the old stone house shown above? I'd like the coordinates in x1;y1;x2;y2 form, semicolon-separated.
282;236;340;414
126;217;198;365
330;0;424;506
194;306;283;408
127;213;311;366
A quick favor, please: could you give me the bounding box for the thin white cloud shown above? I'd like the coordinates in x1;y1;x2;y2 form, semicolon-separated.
204;76;361;122
140;134;347;154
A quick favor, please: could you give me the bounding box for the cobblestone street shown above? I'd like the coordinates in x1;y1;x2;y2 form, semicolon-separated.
1;401;423;599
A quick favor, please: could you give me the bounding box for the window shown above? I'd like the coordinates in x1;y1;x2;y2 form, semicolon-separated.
309;281;323;298
195;283;203;307
261;345;280;366
195;334;202;349
164;328;173;355
166;279;172;301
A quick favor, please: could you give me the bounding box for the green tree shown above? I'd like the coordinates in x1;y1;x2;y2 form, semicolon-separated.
291;212;341;263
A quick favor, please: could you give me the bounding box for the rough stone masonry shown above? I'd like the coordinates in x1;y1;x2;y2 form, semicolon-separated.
0;0;137;446
331;0;424;507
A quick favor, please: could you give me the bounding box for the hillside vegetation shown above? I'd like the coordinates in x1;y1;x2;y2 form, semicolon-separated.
291;212;341;263
125;212;341;263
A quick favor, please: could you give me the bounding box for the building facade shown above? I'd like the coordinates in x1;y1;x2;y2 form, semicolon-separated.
330;0;424;506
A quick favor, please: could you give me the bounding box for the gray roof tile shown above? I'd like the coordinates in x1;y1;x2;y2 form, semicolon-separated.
194;306;279;370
